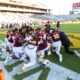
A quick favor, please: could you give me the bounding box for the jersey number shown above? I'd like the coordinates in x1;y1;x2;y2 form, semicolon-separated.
53;33;60;39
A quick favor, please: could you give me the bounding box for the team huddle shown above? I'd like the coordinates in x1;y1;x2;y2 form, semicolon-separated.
0;21;80;72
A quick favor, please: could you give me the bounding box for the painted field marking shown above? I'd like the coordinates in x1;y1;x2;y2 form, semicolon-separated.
5;61;23;72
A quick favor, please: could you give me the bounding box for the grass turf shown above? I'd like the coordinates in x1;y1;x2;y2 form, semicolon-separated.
5;61;23;72
0;34;5;41
45;48;80;73
59;24;80;33
34;23;80;33
14;66;50;80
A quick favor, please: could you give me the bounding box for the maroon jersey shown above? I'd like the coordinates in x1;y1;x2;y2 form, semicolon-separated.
51;31;60;42
8;34;14;43
7;32;15;43
35;29;42;37
27;36;39;46
6;31;11;38
38;40;48;50
14;34;23;47
46;34;52;43
6;34;9;38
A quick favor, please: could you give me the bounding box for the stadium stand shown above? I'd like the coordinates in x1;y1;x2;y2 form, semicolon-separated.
0;0;80;29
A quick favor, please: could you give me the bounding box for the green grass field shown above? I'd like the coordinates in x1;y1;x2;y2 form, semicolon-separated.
34;23;80;33
57;23;80;33
0;23;80;80
0;34;5;41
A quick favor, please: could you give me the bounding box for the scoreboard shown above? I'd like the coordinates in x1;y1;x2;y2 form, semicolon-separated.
70;2;80;14
72;2;80;8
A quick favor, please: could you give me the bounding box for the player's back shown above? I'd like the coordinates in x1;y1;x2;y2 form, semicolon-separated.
60;31;71;46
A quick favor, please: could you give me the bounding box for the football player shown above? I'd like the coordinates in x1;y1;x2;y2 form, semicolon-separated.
51;29;62;62
21;36;38;71
60;31;80;57
37;33;51;62
5;28;24;63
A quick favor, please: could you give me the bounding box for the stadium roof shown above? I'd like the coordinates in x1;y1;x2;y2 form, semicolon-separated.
29;3;49;10
0;0;50;10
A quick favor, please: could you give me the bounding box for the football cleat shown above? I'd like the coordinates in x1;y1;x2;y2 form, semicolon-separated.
20;64;26;72
20;66;24;73
4;56;12;64
59;54;62;62
48;51;51;55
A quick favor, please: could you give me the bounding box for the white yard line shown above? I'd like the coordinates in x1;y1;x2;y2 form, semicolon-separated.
47;62;80;80
23;71;42;80
0;61;80;80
